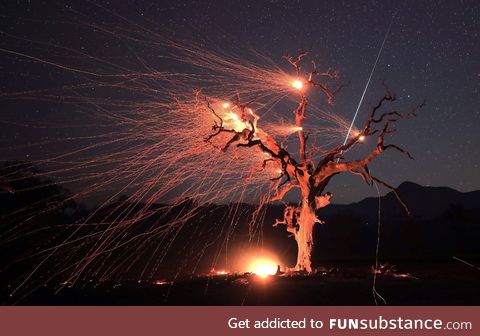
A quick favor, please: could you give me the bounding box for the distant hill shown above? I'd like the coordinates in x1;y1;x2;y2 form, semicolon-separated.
324;181;480;220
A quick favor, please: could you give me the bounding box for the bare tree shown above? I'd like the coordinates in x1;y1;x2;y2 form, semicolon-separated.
205;52;424;273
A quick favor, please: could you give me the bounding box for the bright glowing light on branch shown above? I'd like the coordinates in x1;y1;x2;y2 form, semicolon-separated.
269;124;303;136
351;130;365;142
291;79;304;90
222;102;230;109
224;112;247;132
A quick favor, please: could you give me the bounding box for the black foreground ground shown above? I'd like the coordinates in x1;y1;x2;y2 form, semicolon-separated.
5;261;479;305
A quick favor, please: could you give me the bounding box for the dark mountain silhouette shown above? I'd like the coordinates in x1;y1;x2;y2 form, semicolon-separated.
322;181;480;220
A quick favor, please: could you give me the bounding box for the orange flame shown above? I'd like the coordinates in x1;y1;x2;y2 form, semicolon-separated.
249;258;278;278
291;79;304;90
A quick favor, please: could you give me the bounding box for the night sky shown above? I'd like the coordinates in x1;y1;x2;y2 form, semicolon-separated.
1;0;479;204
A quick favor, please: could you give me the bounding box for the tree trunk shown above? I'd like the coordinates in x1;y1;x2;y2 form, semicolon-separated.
294;202;317;272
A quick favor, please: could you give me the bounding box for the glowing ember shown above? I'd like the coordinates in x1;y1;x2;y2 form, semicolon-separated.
270;124;303;136
224;112;248;132
250;258;278;277
358;135;366;142
222;102;230;109
291;79;304;90
216;270;228;275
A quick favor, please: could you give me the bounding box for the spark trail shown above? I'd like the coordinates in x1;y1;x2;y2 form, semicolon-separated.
0;12;351;299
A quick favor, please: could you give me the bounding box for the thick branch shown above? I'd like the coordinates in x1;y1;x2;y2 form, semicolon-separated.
294;95;308;163
271;182;299;201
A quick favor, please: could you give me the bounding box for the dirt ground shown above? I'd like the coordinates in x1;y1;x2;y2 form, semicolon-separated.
6;260;479;305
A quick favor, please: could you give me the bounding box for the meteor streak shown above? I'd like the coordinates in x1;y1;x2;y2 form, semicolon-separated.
339;15;395;156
